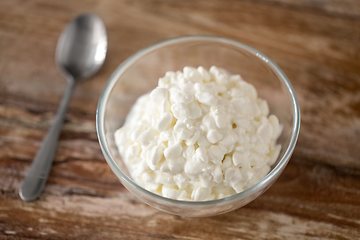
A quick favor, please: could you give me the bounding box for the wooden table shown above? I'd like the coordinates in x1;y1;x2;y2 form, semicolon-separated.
1;0;360;239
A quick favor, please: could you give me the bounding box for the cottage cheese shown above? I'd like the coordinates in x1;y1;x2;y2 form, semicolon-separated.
114;66;282;201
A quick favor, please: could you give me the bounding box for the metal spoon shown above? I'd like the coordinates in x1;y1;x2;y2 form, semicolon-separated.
19;13;107;202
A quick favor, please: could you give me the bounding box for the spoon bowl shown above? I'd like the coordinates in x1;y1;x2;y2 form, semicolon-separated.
56;13;107;81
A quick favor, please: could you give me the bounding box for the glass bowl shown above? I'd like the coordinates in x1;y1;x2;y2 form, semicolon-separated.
96;35;300;217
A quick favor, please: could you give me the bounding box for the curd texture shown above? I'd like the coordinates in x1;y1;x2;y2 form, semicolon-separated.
115;66;282;201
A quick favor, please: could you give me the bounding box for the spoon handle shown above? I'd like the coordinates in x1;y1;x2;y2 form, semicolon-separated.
19;79;75;202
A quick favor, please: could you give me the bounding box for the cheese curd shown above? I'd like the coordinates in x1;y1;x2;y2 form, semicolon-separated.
114;66;282;201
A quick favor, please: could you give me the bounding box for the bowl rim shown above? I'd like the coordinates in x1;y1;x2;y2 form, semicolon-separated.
96;35;300;206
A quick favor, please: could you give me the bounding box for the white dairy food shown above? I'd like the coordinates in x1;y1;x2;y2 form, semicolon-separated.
114;66;282;201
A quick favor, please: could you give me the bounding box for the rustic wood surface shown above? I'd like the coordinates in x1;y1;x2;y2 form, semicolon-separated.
1;0;360;239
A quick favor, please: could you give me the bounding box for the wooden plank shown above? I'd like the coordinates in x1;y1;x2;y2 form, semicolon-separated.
1;0;360;239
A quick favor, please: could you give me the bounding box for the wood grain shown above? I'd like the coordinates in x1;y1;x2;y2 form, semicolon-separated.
1;0;360;239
